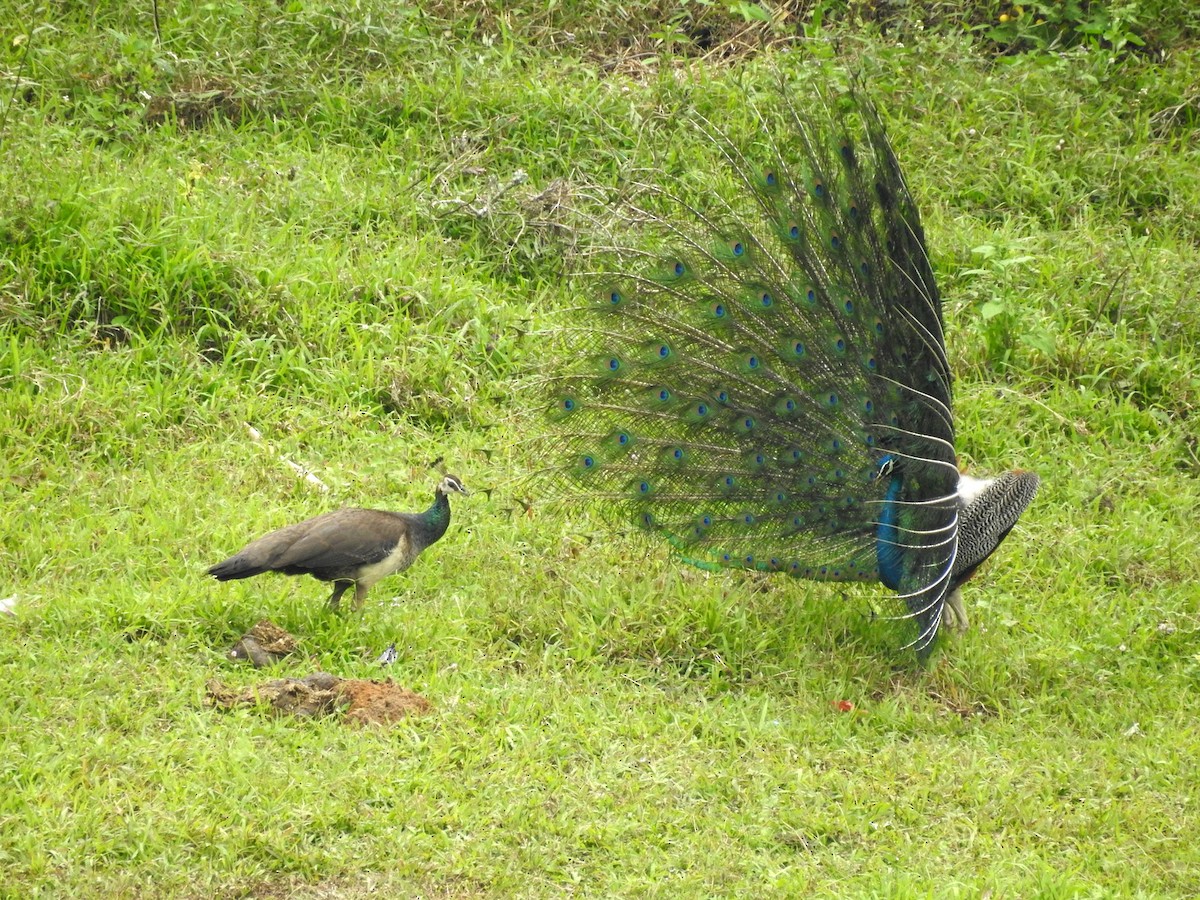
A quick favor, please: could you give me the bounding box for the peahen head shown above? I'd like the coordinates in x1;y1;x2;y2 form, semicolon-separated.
543;77;1039;657
436;474;469;498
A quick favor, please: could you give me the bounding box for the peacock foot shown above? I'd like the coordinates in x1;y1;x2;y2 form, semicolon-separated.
942;587;969;634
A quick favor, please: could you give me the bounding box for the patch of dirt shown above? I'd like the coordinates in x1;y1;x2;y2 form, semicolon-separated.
209;872;493;899
228;618;298;667
207;672;341;718
869;675;999;720
144;76;250;129
206;672;431;727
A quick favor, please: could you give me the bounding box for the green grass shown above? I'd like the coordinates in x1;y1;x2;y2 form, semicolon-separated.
2;2;1200;897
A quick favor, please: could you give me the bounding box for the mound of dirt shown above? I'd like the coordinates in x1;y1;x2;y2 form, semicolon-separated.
339;678;432;725
206;672;431;727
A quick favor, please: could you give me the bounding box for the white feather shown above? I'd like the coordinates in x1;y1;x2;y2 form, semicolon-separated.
956;473;995;505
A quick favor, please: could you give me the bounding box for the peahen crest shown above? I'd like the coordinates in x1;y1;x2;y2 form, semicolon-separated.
544;78;1039;655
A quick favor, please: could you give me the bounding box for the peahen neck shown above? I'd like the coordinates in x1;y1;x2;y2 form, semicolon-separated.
413;488;453;545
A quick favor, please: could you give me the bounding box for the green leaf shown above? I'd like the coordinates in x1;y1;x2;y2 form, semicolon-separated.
980;300;1008;320
1020;328;1056;355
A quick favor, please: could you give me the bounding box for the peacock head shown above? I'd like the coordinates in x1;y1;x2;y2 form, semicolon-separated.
437;474;469;497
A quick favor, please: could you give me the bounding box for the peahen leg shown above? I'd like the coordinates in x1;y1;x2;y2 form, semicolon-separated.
327;580;353;612
352;581;371;611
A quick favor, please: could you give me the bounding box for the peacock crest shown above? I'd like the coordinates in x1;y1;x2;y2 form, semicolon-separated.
543;77;1039;655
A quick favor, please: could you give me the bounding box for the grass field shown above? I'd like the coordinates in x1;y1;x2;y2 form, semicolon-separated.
2;2;1199;896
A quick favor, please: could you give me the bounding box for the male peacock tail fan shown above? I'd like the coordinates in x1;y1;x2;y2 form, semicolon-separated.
544;78;1038;655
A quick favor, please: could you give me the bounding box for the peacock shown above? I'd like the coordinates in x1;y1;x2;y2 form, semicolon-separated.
545;78;1039;654
208;474;469;611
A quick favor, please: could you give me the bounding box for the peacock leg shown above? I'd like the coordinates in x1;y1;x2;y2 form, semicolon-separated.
327;580;353;612
943;587;969;634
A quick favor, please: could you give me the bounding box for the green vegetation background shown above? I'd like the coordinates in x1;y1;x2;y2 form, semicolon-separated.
1;1;1198;896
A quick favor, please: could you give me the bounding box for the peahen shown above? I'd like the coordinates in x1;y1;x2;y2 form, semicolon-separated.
208;474;468;611
546;81;1039;654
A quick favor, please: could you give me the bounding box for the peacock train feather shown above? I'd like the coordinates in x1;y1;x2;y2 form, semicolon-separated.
545;77;1039;655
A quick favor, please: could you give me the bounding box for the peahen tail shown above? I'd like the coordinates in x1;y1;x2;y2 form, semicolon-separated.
544;76;1039;655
